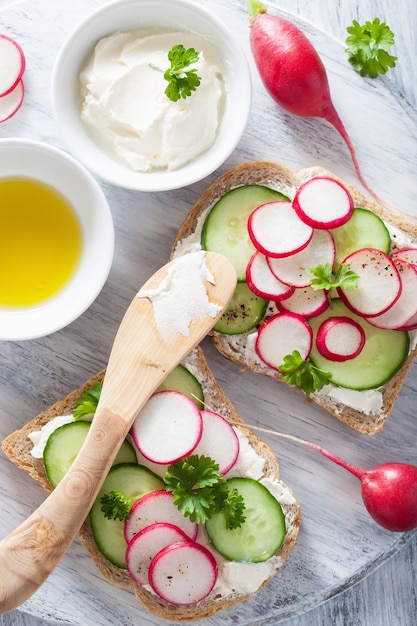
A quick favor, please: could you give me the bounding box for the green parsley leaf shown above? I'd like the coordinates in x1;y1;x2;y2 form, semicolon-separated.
73;379;103;420
309;263;359;292
100;490;138;522
164;454;245;528
345;18;397;78
279;350;332;396
163;44;201;102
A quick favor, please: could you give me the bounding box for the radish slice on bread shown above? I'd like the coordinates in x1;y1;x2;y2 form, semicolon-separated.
148;541;218;605
364;259;417;330
292;177;354;229
126;522;189;585
316;316;365;361
248;201;313;258
192;410;240;475
124;490;198;544
130;390;202;464
0;34;25;96
337;248;401;317
256;312;313;369
246;251;295;300
267;229;335;287
277;284;329;318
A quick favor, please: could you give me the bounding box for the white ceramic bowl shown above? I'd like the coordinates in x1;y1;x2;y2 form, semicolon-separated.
0;138;114;341
51;0;252;192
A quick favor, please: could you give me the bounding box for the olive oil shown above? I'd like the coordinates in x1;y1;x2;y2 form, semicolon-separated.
0;178;83;308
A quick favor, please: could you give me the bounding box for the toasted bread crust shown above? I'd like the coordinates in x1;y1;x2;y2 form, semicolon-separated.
171;161;417;435
1;346;300;620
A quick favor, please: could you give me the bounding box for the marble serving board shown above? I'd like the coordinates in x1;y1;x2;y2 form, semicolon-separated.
0;0;416;624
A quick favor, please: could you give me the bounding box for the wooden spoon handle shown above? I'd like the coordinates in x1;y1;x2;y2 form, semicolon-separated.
0;406;126;612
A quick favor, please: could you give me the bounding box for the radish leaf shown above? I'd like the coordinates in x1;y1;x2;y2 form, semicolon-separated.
345;18;397;78
164;45;201;102
279;350;332;395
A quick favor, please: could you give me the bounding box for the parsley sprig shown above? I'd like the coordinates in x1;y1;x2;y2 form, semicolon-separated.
73;379;103;420
279;350;332;396
309;262;359;292
165;454;245;528
163;44;202;102
101;491;137;522
345;18;397;78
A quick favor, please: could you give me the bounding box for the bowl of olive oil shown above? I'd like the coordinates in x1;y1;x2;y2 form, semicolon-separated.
0;138;114;340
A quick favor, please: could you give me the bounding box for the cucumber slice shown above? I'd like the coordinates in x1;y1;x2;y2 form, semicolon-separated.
202;185;289;281
156;364;204;409
309;299;409;389
43;421;137;488
90;463;164;569
213;282;268;335
331;207;391;266
205;477;286;562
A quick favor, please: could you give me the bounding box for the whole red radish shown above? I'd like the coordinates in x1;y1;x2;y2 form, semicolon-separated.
230;421;417;532
245;0;382;203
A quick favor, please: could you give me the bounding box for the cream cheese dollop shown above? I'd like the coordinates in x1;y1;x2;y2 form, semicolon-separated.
79;30;225;172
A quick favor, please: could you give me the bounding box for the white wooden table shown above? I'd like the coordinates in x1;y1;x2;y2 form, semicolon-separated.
0;0;416;625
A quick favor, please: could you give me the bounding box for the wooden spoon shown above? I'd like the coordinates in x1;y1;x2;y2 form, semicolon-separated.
0;250;236;613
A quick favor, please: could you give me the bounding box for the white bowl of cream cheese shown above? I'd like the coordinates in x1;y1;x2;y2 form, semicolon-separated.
51;0;252;191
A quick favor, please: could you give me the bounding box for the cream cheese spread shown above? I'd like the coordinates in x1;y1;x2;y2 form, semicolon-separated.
79;30;225;172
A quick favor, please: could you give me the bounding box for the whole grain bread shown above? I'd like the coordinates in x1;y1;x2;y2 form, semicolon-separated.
1;346;300;621
171;161;417;435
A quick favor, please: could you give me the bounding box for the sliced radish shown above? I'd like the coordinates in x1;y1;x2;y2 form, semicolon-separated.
277;284;329;318
248;201;313;258
292;177;354;229
124;490;198;544
268;229;335;287
365;259;417;330
255;312;313;369
126;522;189;585
316;316;366;361
131;390;202;464
392;248;417;267
0;79;24;123
0;34;25;96
149;541;218;605
337;248;401;317
246;251;295;300
192;410;240;475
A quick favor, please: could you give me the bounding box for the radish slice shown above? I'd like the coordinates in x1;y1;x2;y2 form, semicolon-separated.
246;251;295;300
131;390;202;464
337;248;401;317
124;490;198;544
292;177;354;229
255;312;313;369
192;410;240;475
316;316;365;361
248;201;313;258
268;229;335;287
365;259;417;330
0;34;25;96
392;248;417;267
0;79;24;122
149;541;218;605
277;285;329;318
126;522;189;585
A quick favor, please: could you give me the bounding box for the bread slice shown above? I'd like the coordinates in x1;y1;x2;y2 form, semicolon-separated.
1;346;300;621
171;161;417;435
